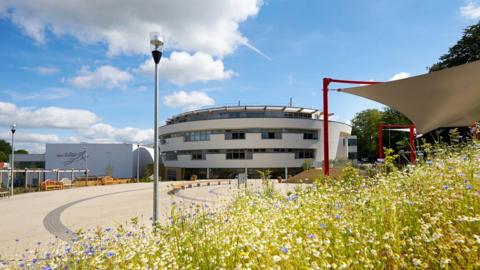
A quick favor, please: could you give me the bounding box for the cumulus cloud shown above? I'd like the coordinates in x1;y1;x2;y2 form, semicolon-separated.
164;91;215;111
389;72;411;81
0;131;61;144
69;65;133;89
0;0;262;57
0;101;99;129
460;1;480;19
81;123;153;144
138;51;234;85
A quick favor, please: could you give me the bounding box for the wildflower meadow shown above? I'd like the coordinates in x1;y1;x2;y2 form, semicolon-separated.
2;143;480;269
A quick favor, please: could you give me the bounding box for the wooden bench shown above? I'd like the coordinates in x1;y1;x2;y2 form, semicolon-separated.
0;191;8;197
41;180;64;191
173;184;184;190
100;176;118;185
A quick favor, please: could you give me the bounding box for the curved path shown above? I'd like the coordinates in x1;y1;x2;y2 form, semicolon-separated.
43;187;150;242
0;181;240;258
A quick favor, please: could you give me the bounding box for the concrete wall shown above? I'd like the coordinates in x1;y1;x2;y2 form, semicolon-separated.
45;144;135;178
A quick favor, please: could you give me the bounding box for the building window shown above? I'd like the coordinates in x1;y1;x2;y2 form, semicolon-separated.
167;170;177;180
191;151;205;160
225;130;245;140
303;131;318;140
295;150;315;159
226;149;247;159
261;130;282;139
348;138;357;146
164;151;178;161
184;131;210;142
160;139;167;145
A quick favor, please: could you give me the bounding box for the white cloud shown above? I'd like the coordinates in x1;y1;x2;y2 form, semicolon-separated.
70;65;133;89
0;101;99;129
0;0;262;57
22;66;59;74
81;123;153;144
4;88;71;100
389;72;411;81
0;131;61;144
137;51;234;85
163;91;215;111
460;1;480;19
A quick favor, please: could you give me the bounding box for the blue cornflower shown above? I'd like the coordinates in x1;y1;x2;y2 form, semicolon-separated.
19;262;25;267
287;195;298;201
43;266;52;270
45;252;51;259
105;228;111;232
466;185;473;190
464;179;469;183
335;214;342;219
107;251;115;257
281;247;288;254
32;259;37;264
307;234;315;239
443;185;449;189
319;223;327;229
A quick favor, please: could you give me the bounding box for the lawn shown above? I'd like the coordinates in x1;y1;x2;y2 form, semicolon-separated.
2;144;479;269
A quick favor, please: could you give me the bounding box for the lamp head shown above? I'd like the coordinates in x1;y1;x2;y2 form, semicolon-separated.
150;32;164;52
150;32;163;64
11;123;16;133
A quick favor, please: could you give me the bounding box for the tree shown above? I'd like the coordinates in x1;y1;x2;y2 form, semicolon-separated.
0;140;12;162
352;108;413;161
14;149;28;154
430;23;480;72
427;22;480;141
351;109;383;161
380;108;413;155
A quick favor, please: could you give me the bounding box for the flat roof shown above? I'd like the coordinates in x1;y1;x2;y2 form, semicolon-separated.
167;105;321;121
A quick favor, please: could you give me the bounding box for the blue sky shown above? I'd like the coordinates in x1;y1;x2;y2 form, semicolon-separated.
0;0;479;152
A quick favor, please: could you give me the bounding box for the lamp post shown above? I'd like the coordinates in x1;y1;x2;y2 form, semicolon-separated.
10;124;16;197
137;143;140;183
150;32;163;225
82;146;88;181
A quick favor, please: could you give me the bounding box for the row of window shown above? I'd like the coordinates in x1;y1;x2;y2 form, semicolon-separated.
166;110;315;125
160;129;318;143
162;148;316;161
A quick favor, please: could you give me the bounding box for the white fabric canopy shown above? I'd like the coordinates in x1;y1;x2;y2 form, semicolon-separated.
342;60;480;133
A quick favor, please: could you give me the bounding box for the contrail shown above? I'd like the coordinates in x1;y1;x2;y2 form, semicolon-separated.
242;40;272;61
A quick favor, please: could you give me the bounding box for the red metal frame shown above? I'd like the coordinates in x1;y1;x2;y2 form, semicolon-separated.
378;124;416;163
323;78;382;176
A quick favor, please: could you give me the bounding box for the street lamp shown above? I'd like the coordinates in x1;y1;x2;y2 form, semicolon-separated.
136;143;140;183
10;124;16;197
150;32;163;225
82;146;88;181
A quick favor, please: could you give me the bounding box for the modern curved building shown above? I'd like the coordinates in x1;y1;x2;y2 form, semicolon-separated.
159;105;354;180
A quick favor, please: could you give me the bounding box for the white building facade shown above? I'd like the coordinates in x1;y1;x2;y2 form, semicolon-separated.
159;105;354;180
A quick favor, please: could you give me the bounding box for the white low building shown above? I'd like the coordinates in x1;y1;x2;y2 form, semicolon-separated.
2;143;154;186
159;105;356;180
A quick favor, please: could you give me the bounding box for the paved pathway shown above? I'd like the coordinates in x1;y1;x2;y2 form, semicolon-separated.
0;181;237;258
0;180;298;259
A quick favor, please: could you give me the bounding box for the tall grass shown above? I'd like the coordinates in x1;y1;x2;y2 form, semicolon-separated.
3;144;480;269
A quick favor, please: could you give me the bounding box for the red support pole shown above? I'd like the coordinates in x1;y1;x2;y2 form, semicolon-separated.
323;78;330;176
378;125;383;159
321;77;381;176
409;126;416;163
